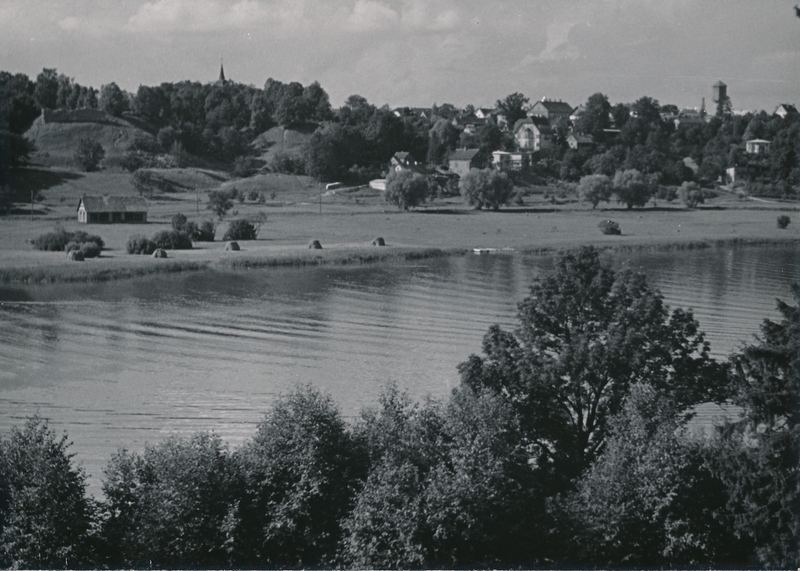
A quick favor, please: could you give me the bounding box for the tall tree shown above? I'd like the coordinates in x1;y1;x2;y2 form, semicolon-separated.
458;247;727;484
575;92;611;141
496;92;529;128
98;82;128;117
711;284;800;568
0;417;93;569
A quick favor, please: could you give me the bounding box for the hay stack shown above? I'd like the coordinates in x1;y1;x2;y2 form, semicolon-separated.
67;250;84;261
308;239;322;249
372;237;386;246
152;248;168;258
225;241;240;251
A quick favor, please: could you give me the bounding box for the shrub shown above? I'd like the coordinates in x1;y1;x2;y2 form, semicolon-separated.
152;230;193;250
269;150;305;175
577;174;612;209
195;220;216;242
598;219;622;235
223;219;258;241
777;215;791;229
679;181;705;208
384;169;428;210
74;138;105;172
65;241;101;258
32;228;104;252
126;234;157;255
171;213;188;232
207;189;235;219
247;189;259;202
459;168;514;211
232;155;260;178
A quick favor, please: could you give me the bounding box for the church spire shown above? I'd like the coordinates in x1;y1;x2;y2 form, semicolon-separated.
218;57;226;83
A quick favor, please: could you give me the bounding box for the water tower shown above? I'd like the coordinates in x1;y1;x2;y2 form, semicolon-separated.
713;80;727;104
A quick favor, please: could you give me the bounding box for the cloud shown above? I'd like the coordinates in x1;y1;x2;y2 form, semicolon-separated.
345;0;398;31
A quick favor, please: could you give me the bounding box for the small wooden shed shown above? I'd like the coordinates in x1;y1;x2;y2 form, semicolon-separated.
77;195;148;223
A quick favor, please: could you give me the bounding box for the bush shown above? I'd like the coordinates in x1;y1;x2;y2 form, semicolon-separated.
195;220;216;242
269;150;305;175
598;219;622;235
126;234;157;255
151;230;193;250
777;215;791;229
207;189;235;219
223;219;258;241
577;174;612;209
459;168;514;211
384;169;428;210
65;241;101;258
232;156;260;178
171;213;188;232
679;181;705;208
32;228;104;252
74;138;105;172
247;189;259;202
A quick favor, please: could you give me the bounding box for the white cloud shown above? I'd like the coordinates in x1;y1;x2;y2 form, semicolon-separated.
345;0;398;31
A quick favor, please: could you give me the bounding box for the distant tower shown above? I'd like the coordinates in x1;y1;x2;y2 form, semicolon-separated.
217;57;226;85
700;97;706;117
712;80;727;104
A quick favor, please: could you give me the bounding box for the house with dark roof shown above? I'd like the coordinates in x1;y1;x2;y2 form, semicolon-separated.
567;133;595;150
389;152;429;175
774;104;798;119
513;117;554;152
528;98;573;123
77;195;148;223
448;149;484;177
492;150;534;171
451;113;487;134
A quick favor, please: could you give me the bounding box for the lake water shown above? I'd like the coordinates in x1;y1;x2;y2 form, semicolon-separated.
0;244;798;495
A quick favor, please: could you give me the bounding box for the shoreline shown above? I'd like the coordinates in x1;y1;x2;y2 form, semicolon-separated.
1;235;797;286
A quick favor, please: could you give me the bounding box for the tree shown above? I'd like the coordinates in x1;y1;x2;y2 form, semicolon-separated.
496;92;529;128
0;417;93;569
98;82;128;117
679;181;705;208
559;384;743;567
74;137;105;171
575;93;611;141
222;218;258;241
99;433;233;567
710;285;800;568
384;168;428;210
206;189;235;219
613;168;652;208
458;247;727;483
33;68;59;110
577;174;612;208
230;386;359;567
459;168;514;211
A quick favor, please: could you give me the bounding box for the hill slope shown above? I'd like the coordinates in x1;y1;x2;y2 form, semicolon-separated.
24;110;154;168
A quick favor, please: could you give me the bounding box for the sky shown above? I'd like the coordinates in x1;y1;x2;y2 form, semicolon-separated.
1;0;798;112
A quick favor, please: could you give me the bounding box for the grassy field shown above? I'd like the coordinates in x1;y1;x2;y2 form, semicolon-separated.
1;164;798;284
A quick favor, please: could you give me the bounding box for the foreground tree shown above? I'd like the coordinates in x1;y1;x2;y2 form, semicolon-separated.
496;92;529;128
710;284;800;568
230;386;360;567
558;384;743;567
458;247;727;483
0;417;94;569
100;432;233;568
459;168;514;211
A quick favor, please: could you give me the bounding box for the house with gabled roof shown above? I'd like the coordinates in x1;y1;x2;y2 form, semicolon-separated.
513;117;554;152
77;195;147;223
448;148;485;177
774;104;798;119
389;152;429;175
567;133;595;150
528;98;573;123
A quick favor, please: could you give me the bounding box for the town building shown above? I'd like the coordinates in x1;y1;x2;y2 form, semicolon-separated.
567;133;595;150
528;98;573;123
773;104;798;119
513;117;554;152
491;150;533;171
448;149;484;177
745;139;771;155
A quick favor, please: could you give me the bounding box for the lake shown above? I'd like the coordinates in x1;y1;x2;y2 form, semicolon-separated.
0;243;798;495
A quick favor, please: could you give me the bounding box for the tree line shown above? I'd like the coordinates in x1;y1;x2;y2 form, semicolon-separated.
0;247;797;569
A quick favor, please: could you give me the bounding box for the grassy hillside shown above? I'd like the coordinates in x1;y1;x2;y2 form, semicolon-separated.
24;112;153;168
253;123;317;161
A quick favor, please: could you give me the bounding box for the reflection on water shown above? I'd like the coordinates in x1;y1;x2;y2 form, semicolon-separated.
0;244;797;495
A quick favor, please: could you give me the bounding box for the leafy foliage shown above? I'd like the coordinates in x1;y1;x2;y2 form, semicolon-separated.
777;215;791;229
151;229;192;250
31;228;103;252
598;219;621;235
100;433;233;567
0;417;93;569
577;173;612;208
384;168;428;210
230;386;359;567
459;168;514;211
458;246;727;482
222;219;258;241
206;189;235;219
74;138;105;172
125;234;156;255
679;181;705;208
